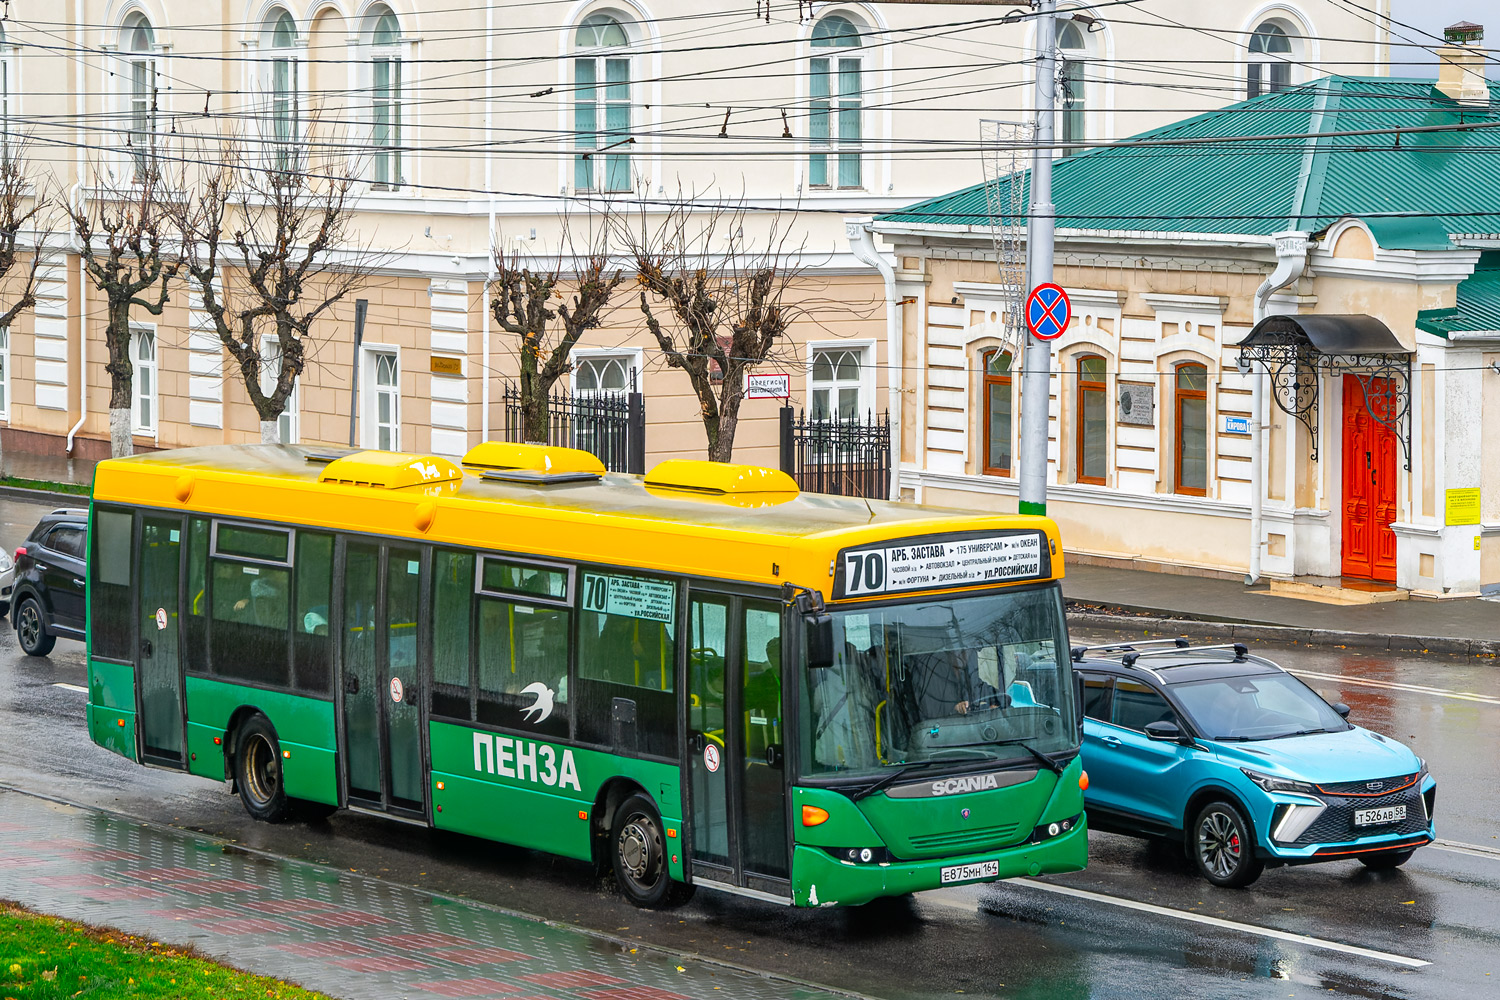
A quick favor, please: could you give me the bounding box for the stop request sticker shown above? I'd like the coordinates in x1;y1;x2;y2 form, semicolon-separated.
834;530;1048;599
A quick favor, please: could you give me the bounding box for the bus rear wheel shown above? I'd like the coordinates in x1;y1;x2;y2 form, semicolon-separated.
612;793;691;908
234;715;293;824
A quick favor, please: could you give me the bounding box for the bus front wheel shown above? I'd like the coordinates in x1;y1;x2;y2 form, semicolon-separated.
233;715;293;824
612;793;691;908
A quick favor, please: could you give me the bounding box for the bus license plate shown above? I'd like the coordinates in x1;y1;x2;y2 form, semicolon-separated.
940;861;999;885
1353;805;1406;827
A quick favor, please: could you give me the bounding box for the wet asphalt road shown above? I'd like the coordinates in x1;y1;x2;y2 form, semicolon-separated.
0;497;1497;999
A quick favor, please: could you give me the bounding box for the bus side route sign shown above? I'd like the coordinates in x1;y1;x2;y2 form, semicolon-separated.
834;531;1047;599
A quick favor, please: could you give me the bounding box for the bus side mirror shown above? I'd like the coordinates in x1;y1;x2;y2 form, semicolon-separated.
805;614;835;668
1074;674;1086;727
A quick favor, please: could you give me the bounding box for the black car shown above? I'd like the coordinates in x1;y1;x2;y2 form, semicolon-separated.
13;508;89;656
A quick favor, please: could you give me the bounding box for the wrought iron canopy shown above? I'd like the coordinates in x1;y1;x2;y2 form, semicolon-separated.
1236;314;1413;468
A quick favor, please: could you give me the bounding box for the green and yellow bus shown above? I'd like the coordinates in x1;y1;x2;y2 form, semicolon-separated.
85;442;1086;907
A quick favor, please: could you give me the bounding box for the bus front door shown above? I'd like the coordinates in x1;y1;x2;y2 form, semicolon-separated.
137;515;186;768
339;541;426;818
685;592;790;900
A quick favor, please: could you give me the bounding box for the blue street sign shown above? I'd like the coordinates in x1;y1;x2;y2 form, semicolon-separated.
1026;283;1072;341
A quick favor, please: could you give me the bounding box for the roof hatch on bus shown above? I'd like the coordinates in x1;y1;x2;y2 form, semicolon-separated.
317;450;462;489
461;442;606;484
644;460;799;504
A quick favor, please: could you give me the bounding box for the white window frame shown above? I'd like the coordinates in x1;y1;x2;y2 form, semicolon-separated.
0;25;12;160
364;4;405;190
1057;18;1088;154
806;341;875;421
361;344;400;452
131;323;158;436
572;11;634;195
0;325;10;420
808;14;865;190
1243;9;1314;99
260;337;299;444
570;347;642;396
261;7;302;171
119;12;160;179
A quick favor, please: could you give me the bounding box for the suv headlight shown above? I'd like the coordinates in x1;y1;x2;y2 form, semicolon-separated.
1242;768;1318;795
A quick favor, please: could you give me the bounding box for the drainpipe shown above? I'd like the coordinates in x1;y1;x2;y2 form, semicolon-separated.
65;0;87;455
1247;230;1312;584
847;218;901;501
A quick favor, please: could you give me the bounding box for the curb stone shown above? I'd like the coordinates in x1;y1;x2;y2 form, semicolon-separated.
1066;611;1500;658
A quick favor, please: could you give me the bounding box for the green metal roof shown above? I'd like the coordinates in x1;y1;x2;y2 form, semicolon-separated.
1416;252;1500;337
879;76;1500;241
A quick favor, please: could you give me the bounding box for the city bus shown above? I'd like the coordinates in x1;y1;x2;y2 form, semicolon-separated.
85;443;1086;908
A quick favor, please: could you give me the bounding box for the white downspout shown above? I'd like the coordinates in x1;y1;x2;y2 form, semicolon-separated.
1246;230;1312;584
847;219;901;501
481;3;495;443
65;0;88;455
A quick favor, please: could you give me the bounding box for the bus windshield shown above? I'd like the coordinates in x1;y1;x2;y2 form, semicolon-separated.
800;583;1074;779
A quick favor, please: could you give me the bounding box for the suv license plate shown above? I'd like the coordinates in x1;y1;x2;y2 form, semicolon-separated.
940;861;1000;885
1353;805;1406;827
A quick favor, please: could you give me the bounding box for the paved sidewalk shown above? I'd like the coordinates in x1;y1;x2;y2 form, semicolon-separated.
1062;563;1500;653
0;788;848;1000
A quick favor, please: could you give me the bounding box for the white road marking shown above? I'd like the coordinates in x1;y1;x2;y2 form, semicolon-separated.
928;881;1429;969
1431;838;1500;861
1289;669;1500;707
51;682;87;694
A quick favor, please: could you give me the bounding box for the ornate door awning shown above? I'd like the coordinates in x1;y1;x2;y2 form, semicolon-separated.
1236;314;1413;468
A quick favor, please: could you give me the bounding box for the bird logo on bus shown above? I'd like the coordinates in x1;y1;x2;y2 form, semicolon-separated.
520;682;555;724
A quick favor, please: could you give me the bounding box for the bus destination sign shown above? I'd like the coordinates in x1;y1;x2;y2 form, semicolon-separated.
835;531;1046;599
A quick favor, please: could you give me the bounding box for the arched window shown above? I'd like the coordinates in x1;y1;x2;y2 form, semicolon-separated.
811;348;864;420
1174;363;1208;495
809;15;863;189
124;13;157;176
367;5;402;188
983;349;1013;476
573;12;632;193
268;10;299;169
1057;20;1086;154
1076;355;1107;484
1248;21;1293;98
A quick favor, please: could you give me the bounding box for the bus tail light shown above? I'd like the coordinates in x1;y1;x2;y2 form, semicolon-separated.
801;805;830;827
1079;771;1089;791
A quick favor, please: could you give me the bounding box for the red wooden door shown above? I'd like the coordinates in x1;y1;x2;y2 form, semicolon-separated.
1341;375;1398;582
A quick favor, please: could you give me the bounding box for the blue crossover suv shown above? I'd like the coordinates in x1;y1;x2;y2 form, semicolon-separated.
1076;639;1435;888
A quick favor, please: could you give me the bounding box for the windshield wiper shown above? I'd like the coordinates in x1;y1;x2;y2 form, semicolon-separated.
849;764;922;801
991;739;1065;775
1268;728;1331;740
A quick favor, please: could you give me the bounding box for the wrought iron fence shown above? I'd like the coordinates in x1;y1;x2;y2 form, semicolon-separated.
780;407;891;499
502;379;645;474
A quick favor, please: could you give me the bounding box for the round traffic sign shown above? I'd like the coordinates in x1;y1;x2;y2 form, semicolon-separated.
1026;283;1072;341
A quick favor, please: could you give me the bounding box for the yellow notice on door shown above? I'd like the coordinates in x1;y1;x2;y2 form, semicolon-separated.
1446;488;1481;526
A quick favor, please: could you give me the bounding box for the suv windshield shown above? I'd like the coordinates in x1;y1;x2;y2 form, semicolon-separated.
1170;672;1350;741
799;583;1075;779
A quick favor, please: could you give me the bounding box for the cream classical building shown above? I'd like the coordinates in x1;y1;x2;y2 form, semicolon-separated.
1;3;1390;471
871;35;1500;597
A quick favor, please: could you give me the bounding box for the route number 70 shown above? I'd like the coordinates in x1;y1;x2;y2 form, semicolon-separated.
844;551;886;595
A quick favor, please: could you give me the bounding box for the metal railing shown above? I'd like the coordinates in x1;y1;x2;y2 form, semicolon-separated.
502;378;645;475
780;407;891;499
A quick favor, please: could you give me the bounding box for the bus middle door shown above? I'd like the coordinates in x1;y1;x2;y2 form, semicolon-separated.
685;591;790;900
339;541;427;819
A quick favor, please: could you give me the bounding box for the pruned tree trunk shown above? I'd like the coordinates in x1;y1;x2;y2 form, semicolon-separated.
109;408;133;459
260;420;280;444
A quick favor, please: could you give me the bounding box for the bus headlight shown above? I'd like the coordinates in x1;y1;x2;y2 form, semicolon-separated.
1028;813;1082;844
825;846;895;864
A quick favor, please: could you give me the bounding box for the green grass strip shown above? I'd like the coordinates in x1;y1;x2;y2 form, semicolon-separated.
0;477;91;497
0;901;333;999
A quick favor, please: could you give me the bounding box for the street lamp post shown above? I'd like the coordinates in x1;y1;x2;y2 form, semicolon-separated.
869;0;1054;513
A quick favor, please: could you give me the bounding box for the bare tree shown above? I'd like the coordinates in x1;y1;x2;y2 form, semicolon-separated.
0;150;54;474
173;140;380;444
491;220;624;444
71;164;180;458
618;192;811;463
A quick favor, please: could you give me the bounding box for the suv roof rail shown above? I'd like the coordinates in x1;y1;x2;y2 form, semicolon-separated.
50;508;88;516
1119;643;1249;668
1071;637;1188;662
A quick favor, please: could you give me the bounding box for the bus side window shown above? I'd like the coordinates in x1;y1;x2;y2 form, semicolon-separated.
184;518;210;674
431;549;475;721
576;572;678;760
476;596;571;738
293;532;333;695
90;508;134;661
208;523;292;687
